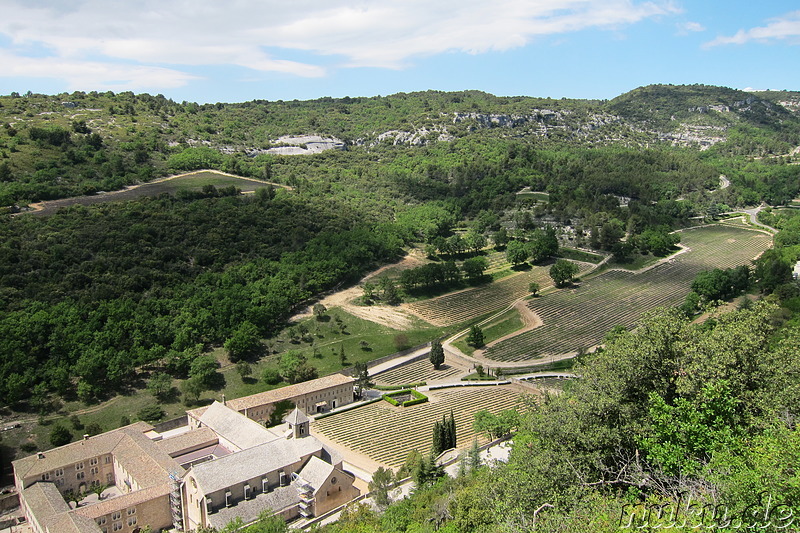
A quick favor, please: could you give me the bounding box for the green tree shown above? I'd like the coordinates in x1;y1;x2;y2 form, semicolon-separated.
429;340;445;370
413;454;444;486
466;325;485;348
505;240;528;267
369;467;395;510
261;366;282;385
224;321;262;362
279;351;318;384
461;256;489;281
529;281;540;296
137;404;164;422
147;372;173;402
235;360;253;381
353;362;373;398
493;227;509;249
473;410;518;440
189;354;222;390
49;425;72;447
181;376;205;405
313;303;328;320
549;259;579;287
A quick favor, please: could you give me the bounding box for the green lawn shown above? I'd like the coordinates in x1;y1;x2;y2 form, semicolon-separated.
453;308;524;355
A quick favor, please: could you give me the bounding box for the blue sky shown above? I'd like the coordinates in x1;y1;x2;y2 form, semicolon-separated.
1;1;799;103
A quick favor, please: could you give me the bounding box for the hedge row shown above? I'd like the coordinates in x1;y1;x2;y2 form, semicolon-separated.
381;388;430;407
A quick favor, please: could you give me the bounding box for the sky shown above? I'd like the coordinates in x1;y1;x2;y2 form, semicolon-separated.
1;1;799;104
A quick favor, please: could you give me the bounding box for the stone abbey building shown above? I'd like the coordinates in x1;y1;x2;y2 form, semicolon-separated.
13;374;359;533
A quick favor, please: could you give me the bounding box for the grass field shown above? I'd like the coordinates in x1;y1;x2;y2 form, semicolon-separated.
312;385;528;468
482;225;772;362
405;261;593;326
28;171;281;215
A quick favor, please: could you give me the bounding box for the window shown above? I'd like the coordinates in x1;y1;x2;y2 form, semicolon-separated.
55;479;64;487
244;484;251;500
107;473;114;483
77;472;85;480
225;491;231;507
127;508;136;516
76;462;84;471
112;522;122;532
97;516;107;525
262;477;269;493
205;497;213;514
112;511;121;521
331;476;337;485
104;456;111;464
41;473;51;481
90;457;98;466
90;467;99;475
55;468;64;477
127;516;137;526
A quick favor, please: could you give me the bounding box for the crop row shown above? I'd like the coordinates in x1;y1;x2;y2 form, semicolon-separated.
406;262;592;326
374;359;465;385
483;226;772;362
312;386;526;467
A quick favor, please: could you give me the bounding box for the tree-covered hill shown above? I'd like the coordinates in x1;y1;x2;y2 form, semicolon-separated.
2;85;799;206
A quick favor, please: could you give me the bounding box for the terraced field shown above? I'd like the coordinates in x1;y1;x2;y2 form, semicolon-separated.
313;385;527;468
373;359;466;385
483;225;772;362
405;262;593;326
483;225;771;362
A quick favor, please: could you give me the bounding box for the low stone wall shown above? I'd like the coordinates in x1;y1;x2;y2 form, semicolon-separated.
152;415;188;433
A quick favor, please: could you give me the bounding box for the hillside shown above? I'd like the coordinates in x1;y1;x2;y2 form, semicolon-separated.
2;85;799;207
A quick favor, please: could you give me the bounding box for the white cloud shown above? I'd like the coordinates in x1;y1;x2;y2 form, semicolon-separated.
677;21;705;34
0;0;679;90
705;10;800;47
0;50;200;91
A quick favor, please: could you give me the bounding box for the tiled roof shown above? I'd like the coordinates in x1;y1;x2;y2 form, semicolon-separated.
13;422;154;484
226;374;355;412
189;436;325;495
198;402;279;451
297;456;334;492
207;486;300;530
285;407;309;426
22;483;103;533
22;482;71;519
73;484;172;519
49;513;103;533
157;427;218;457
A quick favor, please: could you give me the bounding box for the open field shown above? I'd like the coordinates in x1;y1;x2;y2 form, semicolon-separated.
312;385;528;468
482;224;772;362
24;170;282;215
405;261;593;326
373;359;467;386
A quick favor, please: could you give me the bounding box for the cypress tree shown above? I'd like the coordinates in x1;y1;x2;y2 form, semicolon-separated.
448;409;457;449
432;420;443;456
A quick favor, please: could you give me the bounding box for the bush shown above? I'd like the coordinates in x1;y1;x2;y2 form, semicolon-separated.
20;441;37;453
84;423;103;436
49;425;73;447
261;366;282;385
137;404;165;422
